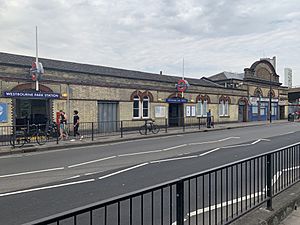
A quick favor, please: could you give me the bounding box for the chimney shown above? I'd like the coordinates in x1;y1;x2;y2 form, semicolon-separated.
160;71;162;75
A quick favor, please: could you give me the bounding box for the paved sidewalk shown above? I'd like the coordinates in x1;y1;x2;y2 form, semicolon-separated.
0;119;291;156
280;208;300;225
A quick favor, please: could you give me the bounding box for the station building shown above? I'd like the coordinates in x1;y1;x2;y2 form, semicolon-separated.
0;52;288;128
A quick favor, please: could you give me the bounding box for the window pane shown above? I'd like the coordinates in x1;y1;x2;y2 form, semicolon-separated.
225;101;229;116
203;101;207;116
197;102;202;116
143;109;148;117
133;109;139;117
134;100;139;108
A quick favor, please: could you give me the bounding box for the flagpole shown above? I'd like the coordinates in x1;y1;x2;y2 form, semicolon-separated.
35;26;39;91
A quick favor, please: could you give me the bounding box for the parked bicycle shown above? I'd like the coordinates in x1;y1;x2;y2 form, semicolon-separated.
139;119;160;135
10;124;47;148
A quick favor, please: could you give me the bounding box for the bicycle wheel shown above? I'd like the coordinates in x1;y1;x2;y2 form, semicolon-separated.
10;131;26;148
139;125;147;135
36;131;47;145
151;124;160;134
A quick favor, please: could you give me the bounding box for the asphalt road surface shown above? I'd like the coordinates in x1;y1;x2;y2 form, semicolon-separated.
1;122;300;224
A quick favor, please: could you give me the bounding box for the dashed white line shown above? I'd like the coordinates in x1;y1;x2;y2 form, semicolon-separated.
0;167;64;178
98;163;148;180
118;149;162;157
67;156;116;168
199;148;220;156
0;179;95;197
150;155;198;163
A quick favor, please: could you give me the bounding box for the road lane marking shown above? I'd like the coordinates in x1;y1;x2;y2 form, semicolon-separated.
0;167;64;178
150;155;198;163
199;148;220;156
67;156;116;168
188;137;240;146
162;144;188;151
65;175;81;180
98;163;148;180
118;149;162;157
0;179;95;197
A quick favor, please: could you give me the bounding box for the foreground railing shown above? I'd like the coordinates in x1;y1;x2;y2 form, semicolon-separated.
1;117;213;147
24;143;300;225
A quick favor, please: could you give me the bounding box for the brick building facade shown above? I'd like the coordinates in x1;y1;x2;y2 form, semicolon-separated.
0;52;288;128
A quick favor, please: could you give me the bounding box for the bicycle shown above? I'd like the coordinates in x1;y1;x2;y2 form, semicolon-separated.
10;124;47;148
139;120;160;135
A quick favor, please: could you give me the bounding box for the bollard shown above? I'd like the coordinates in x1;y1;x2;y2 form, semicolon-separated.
165;118;168;133
92;122;94;141
120;121;123;138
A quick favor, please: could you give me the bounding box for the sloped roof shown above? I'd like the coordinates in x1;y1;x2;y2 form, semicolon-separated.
0;52;222;88
208;71;244;81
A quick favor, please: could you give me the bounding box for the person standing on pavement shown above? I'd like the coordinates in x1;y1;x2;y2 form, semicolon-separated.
207;109;212;128
59;110;68;140
71;110;82;141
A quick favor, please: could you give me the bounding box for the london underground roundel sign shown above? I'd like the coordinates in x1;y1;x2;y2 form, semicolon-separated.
176;79;189;92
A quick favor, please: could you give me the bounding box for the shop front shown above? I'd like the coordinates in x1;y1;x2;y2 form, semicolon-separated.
249;97;278;121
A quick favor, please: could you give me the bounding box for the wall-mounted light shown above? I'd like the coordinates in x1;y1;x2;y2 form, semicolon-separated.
62;93;68;98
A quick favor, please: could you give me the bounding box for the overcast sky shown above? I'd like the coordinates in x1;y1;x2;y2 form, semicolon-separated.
0;0;299;85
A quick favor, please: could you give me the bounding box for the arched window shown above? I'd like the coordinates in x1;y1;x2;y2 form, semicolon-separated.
133;95;140;118
219;96;230;116
196;95;210;117
142;96;150;118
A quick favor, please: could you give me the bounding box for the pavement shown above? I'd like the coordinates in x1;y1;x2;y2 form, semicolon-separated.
0;119;291;156
280;208;300;225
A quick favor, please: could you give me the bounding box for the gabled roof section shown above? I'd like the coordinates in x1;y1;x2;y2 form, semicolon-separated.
208;71;244;81
0;52;220;88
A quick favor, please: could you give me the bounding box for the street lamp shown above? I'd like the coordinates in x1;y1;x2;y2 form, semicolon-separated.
269;73;272;123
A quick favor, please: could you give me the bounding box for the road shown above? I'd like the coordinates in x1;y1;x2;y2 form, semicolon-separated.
0;122;300;224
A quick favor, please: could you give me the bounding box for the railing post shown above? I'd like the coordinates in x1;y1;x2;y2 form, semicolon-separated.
145;120;148;135
92;122;94;141
165;118;168;133
176;180;184;225
198;117;201;130
121;121;123;138
183;118;185;132
266;153;273;210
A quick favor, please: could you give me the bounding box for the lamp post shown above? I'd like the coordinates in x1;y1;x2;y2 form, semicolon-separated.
269;73;272;123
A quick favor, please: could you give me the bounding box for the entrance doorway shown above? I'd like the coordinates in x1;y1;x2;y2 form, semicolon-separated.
15;99;50;125
279;106;285;119
98;101;119;132
238;101;247;122
168;103;184;126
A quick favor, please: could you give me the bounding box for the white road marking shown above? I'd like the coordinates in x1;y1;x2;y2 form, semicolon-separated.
67;156;116;168
84;171;104;176
199;148;220;156
118;149;162;157
0;167;64;178
162;144;188;151
98;163;148;180
65;175;80;180
189;137;240;146
150;155;198;163
0;179;94;197
280;131;295;135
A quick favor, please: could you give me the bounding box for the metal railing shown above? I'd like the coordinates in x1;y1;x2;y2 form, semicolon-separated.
1;117;214;147
24;142;300;225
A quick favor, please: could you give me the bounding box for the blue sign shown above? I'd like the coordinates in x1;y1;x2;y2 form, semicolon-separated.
0;103;8;122
3;91;60;99
165;98;188;103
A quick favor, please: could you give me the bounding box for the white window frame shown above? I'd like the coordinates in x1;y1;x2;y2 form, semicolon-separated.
133;96;140;119
197;100;208;117
219;99;229;116
142;96;150;119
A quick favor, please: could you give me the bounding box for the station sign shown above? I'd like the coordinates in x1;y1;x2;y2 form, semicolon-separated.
3;91;60;99
165;98;188;103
